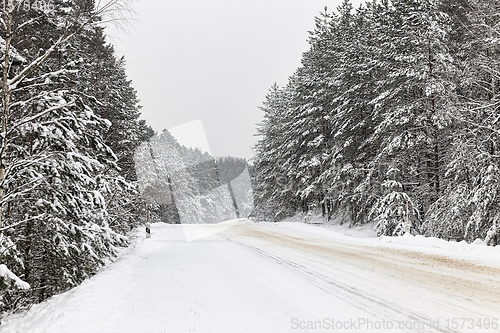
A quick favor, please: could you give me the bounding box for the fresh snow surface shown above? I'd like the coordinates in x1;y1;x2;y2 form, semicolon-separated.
2;219;499;333
281;213;378;238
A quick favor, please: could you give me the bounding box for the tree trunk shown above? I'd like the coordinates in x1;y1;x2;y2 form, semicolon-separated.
0;8;13;231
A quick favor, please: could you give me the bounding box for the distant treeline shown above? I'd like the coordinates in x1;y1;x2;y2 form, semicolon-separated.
134;129;251;224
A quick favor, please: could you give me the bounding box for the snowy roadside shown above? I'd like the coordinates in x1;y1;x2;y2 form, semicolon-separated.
0;226;148;327
106;226;147;264
253;217;500;268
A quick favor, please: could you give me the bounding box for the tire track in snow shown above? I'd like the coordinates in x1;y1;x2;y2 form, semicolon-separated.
223;224;500;333
225;237;454;333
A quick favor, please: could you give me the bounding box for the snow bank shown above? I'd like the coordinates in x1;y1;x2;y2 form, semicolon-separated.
255;219;500;267
376;233;500;267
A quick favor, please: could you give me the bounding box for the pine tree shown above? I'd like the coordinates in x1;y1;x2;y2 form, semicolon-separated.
440;0;500;244
252;0;500;245
254;81;299;221
0;0;148;311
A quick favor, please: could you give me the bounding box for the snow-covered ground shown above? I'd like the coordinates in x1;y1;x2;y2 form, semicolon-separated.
2;219;499;333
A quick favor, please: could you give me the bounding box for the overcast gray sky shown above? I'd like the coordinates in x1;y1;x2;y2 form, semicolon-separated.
109;0;362;160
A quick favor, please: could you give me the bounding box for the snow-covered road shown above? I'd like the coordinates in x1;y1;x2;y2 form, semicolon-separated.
2;220;499;333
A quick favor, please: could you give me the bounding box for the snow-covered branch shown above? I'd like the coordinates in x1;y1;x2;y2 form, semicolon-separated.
8;99;76;135
0;213;46;232
0;264;30;290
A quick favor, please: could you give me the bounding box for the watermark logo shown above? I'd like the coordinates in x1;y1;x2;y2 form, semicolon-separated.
3;0;55;13
290;317;499;331
134;119;255;241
